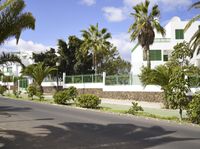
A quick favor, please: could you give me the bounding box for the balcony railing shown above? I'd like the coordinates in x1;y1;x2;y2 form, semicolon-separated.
154;38;171;43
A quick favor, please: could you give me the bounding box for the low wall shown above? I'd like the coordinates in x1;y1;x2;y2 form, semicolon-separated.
77;88;164;102
43;86;63;93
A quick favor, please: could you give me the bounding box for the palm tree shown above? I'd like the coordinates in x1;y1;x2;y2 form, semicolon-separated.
21;62;56;93
0;0;35;45
185;1;200;56
128;0;165;69
0;52;25;68
81;24;111;74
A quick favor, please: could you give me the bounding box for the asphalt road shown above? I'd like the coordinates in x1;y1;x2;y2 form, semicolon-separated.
0;97;200;149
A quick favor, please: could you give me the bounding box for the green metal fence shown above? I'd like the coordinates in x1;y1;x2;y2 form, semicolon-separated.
105;75;130;85
65;74;103;84
0;76;13;82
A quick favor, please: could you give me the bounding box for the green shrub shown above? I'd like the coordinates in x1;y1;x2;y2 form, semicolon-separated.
27;84;37;100
67;86;78;100
76;94;101;109
127;102;144;115
13;87;21;98
187;93;200;124
0;85;7;95
53;90;71;105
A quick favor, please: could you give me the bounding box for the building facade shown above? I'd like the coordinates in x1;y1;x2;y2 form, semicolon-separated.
131;16;200;75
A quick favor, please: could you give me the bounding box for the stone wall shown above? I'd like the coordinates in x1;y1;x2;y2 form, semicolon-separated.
43;86;63;94
77;88;164;103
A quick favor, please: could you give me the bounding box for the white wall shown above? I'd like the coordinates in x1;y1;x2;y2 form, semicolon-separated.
131;16;200;75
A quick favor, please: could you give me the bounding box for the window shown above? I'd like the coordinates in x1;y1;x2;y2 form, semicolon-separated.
150;50;161;61
7;67;12;73
163;55;168;61
175;29;184;39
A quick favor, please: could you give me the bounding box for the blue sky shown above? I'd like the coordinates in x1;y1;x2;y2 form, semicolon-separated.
2;0;200;61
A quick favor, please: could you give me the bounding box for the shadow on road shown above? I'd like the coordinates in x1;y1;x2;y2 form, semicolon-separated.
0;106;32;118
0;122;199;149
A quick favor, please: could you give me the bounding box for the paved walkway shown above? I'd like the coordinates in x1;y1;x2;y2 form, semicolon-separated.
101;98;163;109
43;94;163;109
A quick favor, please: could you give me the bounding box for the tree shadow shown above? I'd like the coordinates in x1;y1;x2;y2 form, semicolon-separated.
0;106;32;118
0;122;199;149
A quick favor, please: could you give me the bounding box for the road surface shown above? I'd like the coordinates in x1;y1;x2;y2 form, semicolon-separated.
0;97;200;149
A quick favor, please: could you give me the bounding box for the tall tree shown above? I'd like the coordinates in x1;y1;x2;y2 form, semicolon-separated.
128;0;165;69
81;24;111;74
57;36;93;75
0;0;35;45
32;48;58;68
97;46;131;75
185;1;200;56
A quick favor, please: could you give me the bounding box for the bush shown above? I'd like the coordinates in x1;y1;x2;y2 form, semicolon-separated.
127;102;144;115
187;93;200;124
53;90;71;105
0;85;7;95
13;87;21;98
67;86;78;100
76;94;101;109
27;84;37;100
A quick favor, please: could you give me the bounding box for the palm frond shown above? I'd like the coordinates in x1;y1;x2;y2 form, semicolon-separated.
0;0;35;45
189;1;200;9
185;15;200;31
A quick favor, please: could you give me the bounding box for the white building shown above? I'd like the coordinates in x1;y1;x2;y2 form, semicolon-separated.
131;16;200;75
0;51;33;77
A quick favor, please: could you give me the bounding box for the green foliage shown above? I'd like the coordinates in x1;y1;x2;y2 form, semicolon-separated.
0;0;35;45
81;24;112;73
21;62;56;94
0;52;24;68
76;94;101;109
27;84;37;100
127;102;144;115
98;47;131;75
0;86;7;95
185;1;200;56
32;48;58;77
167;66;190;118
67;86;78;101
13;88;21;98
53;90;71;105
187;93;200;124
57;36;93;76
171;42;192;60
36;89;44;101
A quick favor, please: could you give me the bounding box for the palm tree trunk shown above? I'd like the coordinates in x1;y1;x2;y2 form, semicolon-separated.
145;45;151;69
94;53;97;75
143;49;147;61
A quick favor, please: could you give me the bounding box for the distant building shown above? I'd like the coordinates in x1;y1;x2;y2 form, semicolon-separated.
0;51;33;76
131;16;200;75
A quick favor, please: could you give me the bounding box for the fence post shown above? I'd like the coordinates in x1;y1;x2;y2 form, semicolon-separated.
63;73;66;87
129;73;132;85
103;72;106;86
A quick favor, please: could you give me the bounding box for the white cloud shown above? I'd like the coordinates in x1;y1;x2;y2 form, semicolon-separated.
110;33;134;61
102;7;126;22
81;0;96;6
0;39;52;54
102;0;192;22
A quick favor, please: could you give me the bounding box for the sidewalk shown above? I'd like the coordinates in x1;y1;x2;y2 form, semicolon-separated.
42;94;163;109
101;98;163;109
